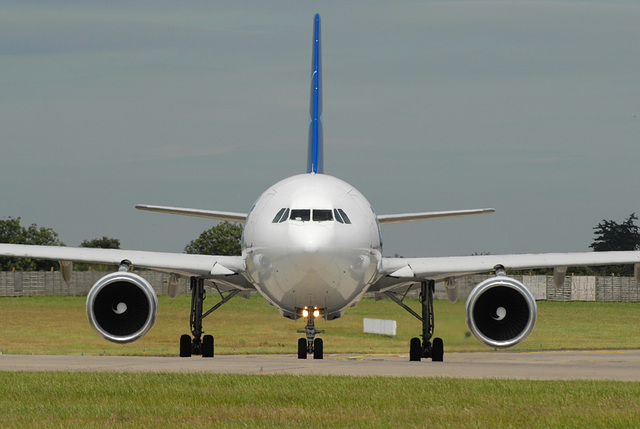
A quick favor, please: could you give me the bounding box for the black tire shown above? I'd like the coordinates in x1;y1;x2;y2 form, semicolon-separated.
313;338;324;360
179;334;192;358
432;337;444;362
297;338;307;359
409;337;422;362
202;334;214;358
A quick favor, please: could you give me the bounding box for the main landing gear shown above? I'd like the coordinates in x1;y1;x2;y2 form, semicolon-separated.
297;307;325;359
179;277;239;358
385;280;444;362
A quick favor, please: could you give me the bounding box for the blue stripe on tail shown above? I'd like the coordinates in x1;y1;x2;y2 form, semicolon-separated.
307;13;323;174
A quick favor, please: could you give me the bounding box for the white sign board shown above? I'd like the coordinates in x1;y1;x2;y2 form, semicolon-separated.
363;318;397;337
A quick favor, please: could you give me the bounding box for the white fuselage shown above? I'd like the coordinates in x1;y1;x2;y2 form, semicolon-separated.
242;174;383;320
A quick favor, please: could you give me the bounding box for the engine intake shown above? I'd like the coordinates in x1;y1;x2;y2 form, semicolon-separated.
86;272;158;344
465;275;537;348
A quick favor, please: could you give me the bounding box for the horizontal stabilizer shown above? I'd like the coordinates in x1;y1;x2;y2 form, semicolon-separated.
377;208;495;225
135;204;246;223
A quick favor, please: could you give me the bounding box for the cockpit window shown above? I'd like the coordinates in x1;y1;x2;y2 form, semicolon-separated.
290;209;311;221
312;209;333;222
333;208;352;224
337;208;351;224
333;209;343;223
279;208;289;223
272;208;287;223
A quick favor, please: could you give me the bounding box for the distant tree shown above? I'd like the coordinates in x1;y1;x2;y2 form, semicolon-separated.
590;213;640;252
185;222;243;256
77;236;121;271
81;237;121;249
0;217;62;271
589;213;640;276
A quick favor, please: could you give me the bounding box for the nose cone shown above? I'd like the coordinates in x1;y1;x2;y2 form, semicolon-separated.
287;224;335;271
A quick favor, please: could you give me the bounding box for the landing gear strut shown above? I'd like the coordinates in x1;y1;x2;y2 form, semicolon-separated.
385;280;444;362
179;277;239;358
297;308;325;359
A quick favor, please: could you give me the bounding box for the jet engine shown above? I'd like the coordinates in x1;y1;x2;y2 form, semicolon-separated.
465;272;537;348
86;271;159;344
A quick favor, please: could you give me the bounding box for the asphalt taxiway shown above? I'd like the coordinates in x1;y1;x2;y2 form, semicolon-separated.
2;350;640;380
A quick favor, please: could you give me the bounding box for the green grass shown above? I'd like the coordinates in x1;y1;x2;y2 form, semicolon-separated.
2;297;640;428
1;295;640;356
0;372;639;428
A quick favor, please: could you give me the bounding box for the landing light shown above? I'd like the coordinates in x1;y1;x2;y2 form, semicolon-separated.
300;307;321;319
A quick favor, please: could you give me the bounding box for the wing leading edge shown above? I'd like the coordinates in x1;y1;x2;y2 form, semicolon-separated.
135;204;247;223
0;243;251;288
378;208;495;224
375;251;640;288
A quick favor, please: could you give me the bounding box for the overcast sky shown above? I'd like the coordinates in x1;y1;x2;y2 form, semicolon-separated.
2;1;639;258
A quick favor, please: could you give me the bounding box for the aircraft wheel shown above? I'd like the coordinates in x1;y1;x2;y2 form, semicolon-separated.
297;338;307;359
179;334;192;358
409;337;422;361
202;334;214;358
313;338;323;360
432;337;444;362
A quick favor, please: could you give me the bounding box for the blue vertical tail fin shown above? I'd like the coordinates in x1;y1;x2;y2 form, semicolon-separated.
307;13;323;174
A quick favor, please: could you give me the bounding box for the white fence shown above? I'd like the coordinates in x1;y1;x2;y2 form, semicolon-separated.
434;274;639;302
0;271;638;302
0;271;187;297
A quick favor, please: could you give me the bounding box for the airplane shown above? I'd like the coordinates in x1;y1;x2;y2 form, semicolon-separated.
2;14;640;362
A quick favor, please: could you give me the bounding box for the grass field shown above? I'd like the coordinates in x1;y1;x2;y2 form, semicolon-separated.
1;295;640;356
1;372;640;428
2;296;640;428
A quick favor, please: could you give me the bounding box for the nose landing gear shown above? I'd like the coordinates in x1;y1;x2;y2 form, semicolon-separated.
297;307;325;359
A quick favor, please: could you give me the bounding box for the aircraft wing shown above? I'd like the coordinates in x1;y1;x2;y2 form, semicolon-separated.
373;250;640;292
377;208;495;225
135;204;247;223
0;243;253;289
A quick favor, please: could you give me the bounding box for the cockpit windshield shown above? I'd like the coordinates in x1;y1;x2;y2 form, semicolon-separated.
312;209;333;222
290;209;311;221
272;208;351;223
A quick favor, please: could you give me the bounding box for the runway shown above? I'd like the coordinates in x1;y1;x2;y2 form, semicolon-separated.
2;350;640;380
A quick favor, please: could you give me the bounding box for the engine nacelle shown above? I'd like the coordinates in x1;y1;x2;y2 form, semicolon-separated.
465;275;537;348
86;271;159;344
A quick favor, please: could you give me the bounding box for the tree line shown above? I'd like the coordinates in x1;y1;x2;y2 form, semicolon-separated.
0;218;242;272
1;214;639;275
